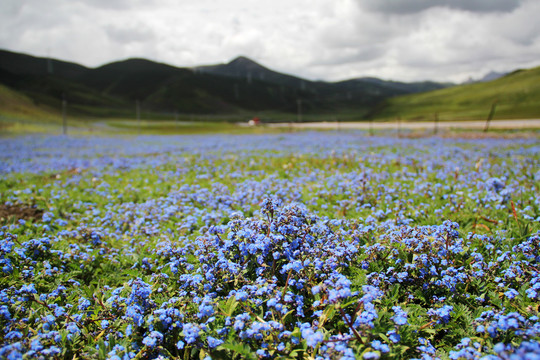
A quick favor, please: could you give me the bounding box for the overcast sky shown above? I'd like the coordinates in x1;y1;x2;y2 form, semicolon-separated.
1;0;540;82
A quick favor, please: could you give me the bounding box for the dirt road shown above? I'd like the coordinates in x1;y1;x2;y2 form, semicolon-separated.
266;119;540;130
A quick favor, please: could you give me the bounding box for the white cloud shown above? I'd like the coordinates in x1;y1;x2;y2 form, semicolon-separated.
105;24;156;45
356;0;524;14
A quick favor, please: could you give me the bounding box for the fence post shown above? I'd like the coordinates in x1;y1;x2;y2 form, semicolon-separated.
136;100;141;134
484;101;498;133
62;93;67;135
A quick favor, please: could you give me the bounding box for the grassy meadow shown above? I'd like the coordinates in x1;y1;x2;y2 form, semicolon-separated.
371;66;540;122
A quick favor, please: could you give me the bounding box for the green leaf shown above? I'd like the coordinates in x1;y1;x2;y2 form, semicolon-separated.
219;341;257;360
282;308;296;324
219;296;239;317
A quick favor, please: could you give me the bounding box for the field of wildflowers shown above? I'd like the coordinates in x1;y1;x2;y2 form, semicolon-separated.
0;132;539;359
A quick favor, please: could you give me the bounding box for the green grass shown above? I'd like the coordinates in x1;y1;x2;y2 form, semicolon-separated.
371;66;540;121
0;84;59;121
105;119;291;135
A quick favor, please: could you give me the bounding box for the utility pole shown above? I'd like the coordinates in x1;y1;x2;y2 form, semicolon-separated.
136;100;141;133
234;83;240;100
46;48;53;74
484;101;498;133
297;99;302;123
47;57;53;74
62;93;67;135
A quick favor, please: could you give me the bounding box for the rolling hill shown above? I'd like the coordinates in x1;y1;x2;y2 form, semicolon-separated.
0;49;451;120
369;66;540;121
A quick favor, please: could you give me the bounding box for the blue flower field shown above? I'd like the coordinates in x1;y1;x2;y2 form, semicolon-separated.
1;133;539;359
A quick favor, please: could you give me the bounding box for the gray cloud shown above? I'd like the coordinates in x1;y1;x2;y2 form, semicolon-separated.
357;0;524;14
0;0;539;82
0;2;24;17
105;24;156;44
72;0;153;10
310;45;387;68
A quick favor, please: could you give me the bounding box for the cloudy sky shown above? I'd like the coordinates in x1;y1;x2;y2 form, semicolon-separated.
1;0;540;82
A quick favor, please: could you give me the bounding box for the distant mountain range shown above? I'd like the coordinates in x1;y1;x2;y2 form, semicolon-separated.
0;49;452;118
463;71;508;84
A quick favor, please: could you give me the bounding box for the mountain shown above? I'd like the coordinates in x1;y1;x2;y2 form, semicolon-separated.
478;71;507;82
0;49;88;79
196;56;450;95
352;77;452;94
369;66;540;121
195;56;313;89
463;70;508;84
0;49;452;119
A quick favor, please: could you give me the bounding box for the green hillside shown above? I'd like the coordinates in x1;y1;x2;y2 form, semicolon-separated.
0;53;355;118
0;83;57;119
370;66;540;121
1;49;539;123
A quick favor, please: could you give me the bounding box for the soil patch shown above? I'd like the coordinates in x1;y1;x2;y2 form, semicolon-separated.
0;204;44;222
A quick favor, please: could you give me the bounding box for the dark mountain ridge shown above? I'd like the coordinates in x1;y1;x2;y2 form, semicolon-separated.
0;49;88;79
195;56;315;89
0;49;452;118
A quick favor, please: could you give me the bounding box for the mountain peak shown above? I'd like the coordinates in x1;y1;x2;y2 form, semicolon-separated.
227;56;267;71
229;55;253;63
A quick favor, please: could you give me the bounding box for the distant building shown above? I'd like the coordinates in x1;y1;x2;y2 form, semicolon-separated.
248;117;261;126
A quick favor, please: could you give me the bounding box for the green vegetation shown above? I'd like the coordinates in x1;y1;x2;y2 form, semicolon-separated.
0;84;58;121
1;49;539;127
0;49;449;122
371;66;540;121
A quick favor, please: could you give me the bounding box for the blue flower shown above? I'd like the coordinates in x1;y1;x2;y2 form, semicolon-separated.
142;331;163;348
493;343;506;353
301;327;323;348
391;306;408;326
30;339;43;352
371;340;389;353
363;351;380;359
427;305;453;324
183;323;200;344
235;291;248;302
125;324;133;337
67;323;80;334
207;336;224;348
0;305;11;320
387;330;401;343
78;297;91;311
504;289;519;299
125;305;144;326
